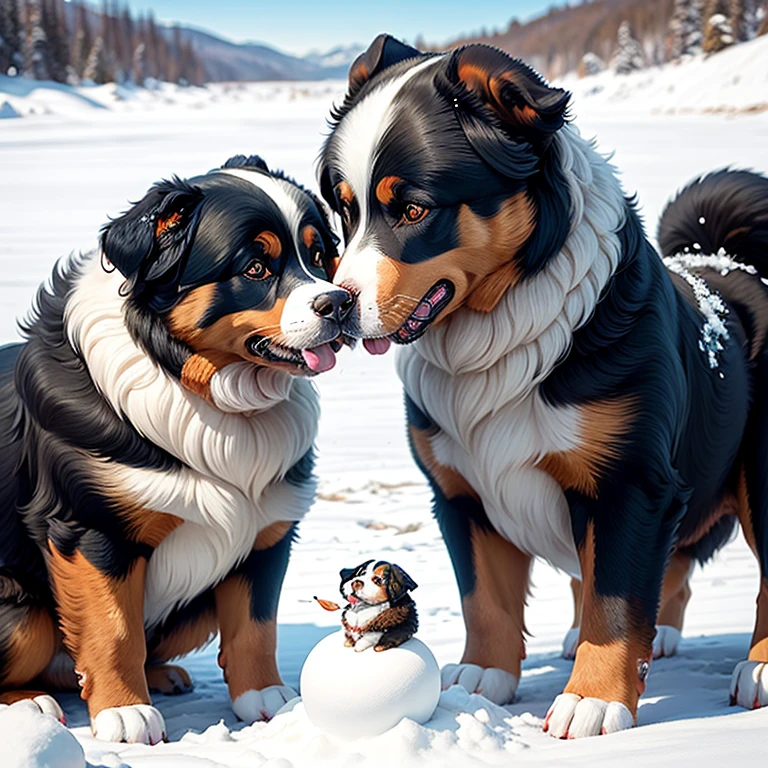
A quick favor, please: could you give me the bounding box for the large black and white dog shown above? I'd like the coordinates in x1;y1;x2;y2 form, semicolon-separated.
0;155;351;743
318;35;768;737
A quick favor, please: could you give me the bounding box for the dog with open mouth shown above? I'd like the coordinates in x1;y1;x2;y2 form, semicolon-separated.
0;154;351;743
318;34;768;738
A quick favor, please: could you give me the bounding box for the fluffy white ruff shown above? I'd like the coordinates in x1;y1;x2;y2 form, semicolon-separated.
730;660;768;709
653;625;682;658
91;704;165;744
544;693;634;738
441;663;518;705
562;627;580;660
65;255;319;626
232;685;298;723
397;124;625;575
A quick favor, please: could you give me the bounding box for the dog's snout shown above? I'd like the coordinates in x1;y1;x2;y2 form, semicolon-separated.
312;290;354;323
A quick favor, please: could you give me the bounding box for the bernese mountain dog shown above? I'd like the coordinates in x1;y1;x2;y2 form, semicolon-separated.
0;155;351;743
318;34;768;737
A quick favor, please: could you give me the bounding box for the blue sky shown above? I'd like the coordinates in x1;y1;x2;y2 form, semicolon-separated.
121;0;556;56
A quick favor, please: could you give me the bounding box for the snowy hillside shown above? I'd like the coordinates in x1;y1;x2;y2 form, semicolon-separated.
2;47;768;768
558;33;768;115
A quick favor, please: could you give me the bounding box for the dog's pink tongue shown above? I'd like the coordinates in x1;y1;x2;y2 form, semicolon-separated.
302;343;337;373
363;338;392;356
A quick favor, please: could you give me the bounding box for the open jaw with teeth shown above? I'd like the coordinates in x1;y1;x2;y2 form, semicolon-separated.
393;280;455;345
246;334;346;374
361;280;455;355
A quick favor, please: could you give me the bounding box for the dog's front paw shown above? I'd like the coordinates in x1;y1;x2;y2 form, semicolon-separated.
441;663;518;705
543;693;633;738
146;664;193;695
232;685;298;723
0;695;65;724
91;704;166;744
652;625;682;659
730;660;768;709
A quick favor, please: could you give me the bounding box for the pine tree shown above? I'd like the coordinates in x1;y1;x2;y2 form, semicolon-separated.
83;34;110;83
611;20;645;73
0;0;22;75
42;0;69;83
132;40;144;85
71;1;92;79
23;0;50;80
578;51;606;77
757;1;768;35
703;0;736;51
669;0;705;57
730;0;745;40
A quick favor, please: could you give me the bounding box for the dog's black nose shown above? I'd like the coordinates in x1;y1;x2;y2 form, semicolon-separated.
312;290;354;323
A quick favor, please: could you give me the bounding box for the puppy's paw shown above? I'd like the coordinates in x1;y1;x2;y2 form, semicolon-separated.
91;704;166;744
232;685;298;723
543;693;633;739
730;660;768;709
562;627;579;660
146;664;193;695
0;695;66;724
652;625;682;659
440;663;518;705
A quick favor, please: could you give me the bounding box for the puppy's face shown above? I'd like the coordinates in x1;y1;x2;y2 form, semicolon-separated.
102;157;352;379
318;37;570;348
339;559;417;606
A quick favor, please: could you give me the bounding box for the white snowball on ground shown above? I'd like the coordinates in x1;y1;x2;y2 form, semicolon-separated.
300;631;440;740
0;699;85;768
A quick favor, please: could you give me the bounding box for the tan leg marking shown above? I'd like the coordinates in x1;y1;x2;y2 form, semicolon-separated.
48;544;150;718
461;523;530;679
564;523;652;718
214;576;282;701
731;467;768;661
0;606;56;688
657;551;693;631
146;664;193;695
410;423;528;677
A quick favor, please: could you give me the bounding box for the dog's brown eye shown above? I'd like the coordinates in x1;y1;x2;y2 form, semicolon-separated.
341;203;352;227
244;260;270;281
403;203;428;224
372;576;382;586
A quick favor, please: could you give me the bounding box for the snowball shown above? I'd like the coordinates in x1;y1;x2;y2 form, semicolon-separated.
300;631;440;740
0;700;85;768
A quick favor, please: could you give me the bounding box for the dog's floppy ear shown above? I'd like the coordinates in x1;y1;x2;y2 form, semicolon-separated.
221;154;269;173
339;567;356;583
101;178;204;298
451;45;570;147
348;34;421;94
386;563;418;602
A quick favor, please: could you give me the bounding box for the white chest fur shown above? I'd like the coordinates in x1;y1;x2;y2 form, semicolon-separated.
397;126;627;577
66;256;319;626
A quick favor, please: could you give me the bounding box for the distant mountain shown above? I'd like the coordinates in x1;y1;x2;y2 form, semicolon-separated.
175;27;361;82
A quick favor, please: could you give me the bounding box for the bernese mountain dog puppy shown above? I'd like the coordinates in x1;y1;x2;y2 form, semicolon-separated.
0;155;352;743
318;34;768;737
339;559;418;652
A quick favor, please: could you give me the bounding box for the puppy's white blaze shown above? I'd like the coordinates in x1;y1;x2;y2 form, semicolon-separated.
398;123;625;576
65;254;318;626
330;56;442;333
280;278;339;347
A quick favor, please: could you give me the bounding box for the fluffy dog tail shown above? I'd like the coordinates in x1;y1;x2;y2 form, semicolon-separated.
657;169;768;276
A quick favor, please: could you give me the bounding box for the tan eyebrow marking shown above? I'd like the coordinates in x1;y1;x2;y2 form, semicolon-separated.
376;176;402;206
337;181;354;206
254;231;282;259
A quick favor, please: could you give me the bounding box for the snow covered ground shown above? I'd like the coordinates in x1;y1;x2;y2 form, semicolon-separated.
2;52;768;766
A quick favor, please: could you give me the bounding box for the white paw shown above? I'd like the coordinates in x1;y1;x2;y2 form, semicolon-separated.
232;685;298;723
91;704;166;744
0;695;65;724
653;625;682;659
440;663;518;705
730;660;768;709
543;693;634;738
562;627;579;660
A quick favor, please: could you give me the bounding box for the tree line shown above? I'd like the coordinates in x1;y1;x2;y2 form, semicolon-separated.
0;0;205;85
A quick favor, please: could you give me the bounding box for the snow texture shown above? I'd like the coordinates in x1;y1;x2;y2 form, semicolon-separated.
1;51;768;767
